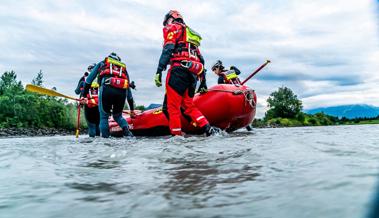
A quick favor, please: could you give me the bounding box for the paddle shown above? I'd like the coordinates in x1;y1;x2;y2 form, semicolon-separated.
26;84;83;137
75;104;81;138
25;84;79;101
241;60;271;85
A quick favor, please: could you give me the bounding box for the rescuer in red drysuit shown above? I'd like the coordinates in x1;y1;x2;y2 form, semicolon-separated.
154;10;220;136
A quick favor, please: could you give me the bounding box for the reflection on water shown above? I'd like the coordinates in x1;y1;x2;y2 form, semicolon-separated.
0;125;378;218
161;158;260;197
84;159;120;169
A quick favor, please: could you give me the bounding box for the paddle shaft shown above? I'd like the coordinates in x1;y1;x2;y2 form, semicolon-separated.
75;104;81;138
241;60;271;85
26;84;79;101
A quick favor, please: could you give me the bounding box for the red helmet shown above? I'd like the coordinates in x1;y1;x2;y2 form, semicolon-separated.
163;10;184;26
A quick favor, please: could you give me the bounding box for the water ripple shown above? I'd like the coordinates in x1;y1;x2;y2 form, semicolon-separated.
0;125;378;218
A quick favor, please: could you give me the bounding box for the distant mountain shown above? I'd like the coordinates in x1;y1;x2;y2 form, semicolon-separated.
304;104;379;119
145;103;162;110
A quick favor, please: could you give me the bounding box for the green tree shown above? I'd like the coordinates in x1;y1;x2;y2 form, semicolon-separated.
0;71;23;95
135;105;145;111
0;70;77;130
265;86;303;119
32;70;43;86
314;112;333;125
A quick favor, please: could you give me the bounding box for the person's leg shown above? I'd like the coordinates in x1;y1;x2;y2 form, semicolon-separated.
94;107;100;136
87;122;97;137
112;112;128;129
162;94;169;120
95;125;100;136
181;89;208;128
182;89;220;136
84;106;100;137
111;88;133;137
98;86;111;138
166;85;183;135
165;67;192;136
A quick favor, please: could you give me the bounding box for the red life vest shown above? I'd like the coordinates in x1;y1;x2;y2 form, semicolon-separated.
104;77;129;89
99;57;129;89
171;23;200;61
164;23;204;75
221;70;242;85
87;88;98;108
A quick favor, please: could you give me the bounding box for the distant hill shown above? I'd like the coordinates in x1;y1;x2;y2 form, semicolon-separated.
304;104;379;119
145;103;162;110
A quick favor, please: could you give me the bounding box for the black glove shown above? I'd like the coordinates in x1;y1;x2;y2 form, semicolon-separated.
197;78;208;93
230;66;241;75
129;81;136;90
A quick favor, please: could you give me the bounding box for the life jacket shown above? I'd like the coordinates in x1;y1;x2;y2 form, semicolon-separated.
99;57;129;89
169;23;204;75
222;69;241;85
87;82;99;108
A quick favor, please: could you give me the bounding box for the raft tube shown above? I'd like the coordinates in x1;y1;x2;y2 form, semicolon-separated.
109;84;257;136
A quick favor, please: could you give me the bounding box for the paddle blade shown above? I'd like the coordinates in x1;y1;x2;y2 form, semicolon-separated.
26;84;77;101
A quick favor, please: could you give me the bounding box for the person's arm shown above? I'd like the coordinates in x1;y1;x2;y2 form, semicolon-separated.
157;44;175;74
155;24;179;87
126;89;134;111
74;78;84;95
197;70;208;93
230;66;241;75
198;48;204;65
126;72;134;111
83;61;102;96
156;24;180;74
218;75;225;84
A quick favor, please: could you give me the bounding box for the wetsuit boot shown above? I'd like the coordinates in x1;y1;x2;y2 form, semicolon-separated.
122;127;134;137
203;124;221;136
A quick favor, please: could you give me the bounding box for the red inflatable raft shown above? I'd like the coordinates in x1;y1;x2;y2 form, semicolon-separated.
109;84;257;136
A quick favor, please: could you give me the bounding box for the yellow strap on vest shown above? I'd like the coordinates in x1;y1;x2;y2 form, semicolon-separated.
123;79;129;89
225;70;238;80
91;82;99;88
106;57;126;68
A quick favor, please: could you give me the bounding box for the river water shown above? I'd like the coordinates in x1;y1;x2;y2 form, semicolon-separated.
0;125;378;218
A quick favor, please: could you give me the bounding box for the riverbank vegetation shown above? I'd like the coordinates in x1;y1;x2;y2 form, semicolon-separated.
252;86;379;128
0;71;80;131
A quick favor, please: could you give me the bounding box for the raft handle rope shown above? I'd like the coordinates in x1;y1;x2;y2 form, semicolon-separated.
206;88;256;109
244;90;256;109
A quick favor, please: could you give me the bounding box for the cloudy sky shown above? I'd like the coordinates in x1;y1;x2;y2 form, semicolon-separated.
0;0;378;117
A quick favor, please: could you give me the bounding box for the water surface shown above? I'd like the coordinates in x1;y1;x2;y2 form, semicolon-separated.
0;125;378;218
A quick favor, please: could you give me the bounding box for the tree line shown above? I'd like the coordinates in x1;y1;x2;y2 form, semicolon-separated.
253;86;379;127
0;71;78;129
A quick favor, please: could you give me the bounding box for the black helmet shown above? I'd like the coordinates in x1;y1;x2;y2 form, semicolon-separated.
163;10;184;26
87;63;96;72
108;52;121;61
211;60;224;71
